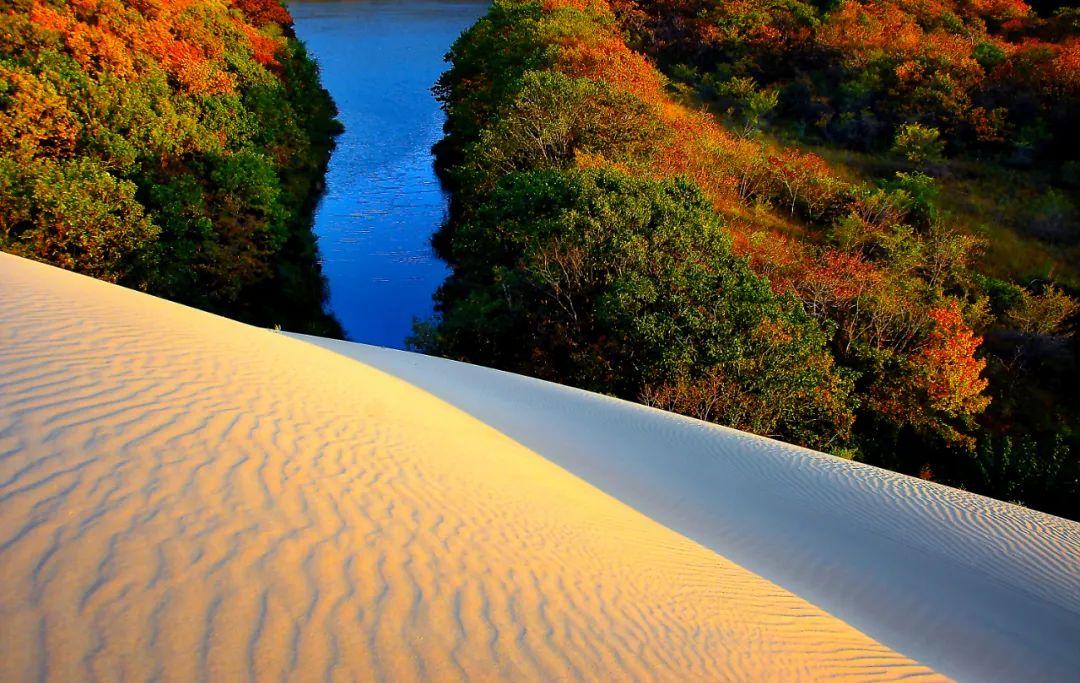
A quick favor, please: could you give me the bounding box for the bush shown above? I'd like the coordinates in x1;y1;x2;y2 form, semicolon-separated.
1007;285;1080;336
892;123;945;166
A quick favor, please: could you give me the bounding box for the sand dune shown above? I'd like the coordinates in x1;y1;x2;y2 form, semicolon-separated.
0;253;1072;682
296;339;1080;682
0;253;948;681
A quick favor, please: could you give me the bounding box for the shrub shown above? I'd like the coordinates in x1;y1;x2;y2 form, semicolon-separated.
892;123;946;166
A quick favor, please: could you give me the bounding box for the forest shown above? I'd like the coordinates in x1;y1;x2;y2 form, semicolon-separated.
421;0;1080;518
0;0;342;335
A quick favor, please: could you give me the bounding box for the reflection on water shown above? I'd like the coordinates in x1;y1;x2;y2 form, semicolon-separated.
290;0;489;347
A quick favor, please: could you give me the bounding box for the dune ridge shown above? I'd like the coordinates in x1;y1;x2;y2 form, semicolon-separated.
294;338;1080;681
0;251;948;681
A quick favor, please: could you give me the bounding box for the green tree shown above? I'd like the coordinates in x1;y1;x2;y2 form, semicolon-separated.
463;70;663;186
421;168;857;448
892;123;945;166
0;157;158;284
716;76;779;138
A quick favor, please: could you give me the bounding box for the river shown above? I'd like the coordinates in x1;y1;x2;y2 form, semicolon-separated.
290;0;489;347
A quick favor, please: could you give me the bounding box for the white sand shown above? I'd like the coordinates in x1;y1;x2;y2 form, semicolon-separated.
0;253;1073;681
298;337;1080;682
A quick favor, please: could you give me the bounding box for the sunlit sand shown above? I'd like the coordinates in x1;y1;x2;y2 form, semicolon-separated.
1;252;1077;681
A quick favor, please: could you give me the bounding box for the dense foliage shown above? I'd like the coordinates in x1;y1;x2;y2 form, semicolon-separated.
424;167;857;450
0;0;342;334
425;0;1080;518
615;0;1080;162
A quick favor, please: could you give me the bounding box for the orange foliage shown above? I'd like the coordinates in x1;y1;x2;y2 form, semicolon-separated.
234;20;283;67
538;0;860;241
28;4;73;33
0;66;81;162
916;302;991;418
1049;38;1080;93
542;0;610;12
798;251;884;314
819;1;924;60
873;301;991;447
735;230;808;293
554;35;665;103
24;0;289;95
966;0;1030;20
230;0;292;28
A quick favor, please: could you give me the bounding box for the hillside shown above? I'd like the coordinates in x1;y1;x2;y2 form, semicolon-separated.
421;0;1080;518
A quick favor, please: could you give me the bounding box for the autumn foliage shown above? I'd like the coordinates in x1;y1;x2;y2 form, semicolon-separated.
874;302;992;448
615;0;1080;159
429;0;1080;515
0;0;341;334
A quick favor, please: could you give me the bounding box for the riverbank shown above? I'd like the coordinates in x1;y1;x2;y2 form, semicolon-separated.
422;0;1080;518
0;0;342;336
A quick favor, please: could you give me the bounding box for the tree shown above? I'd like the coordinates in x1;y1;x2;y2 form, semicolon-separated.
425;167;857;448
1007;285;1080;335
892;123;945;165
874;301;991;448
464;70;663;183
0;157;158;284
0;0;341;333
716;76;779;138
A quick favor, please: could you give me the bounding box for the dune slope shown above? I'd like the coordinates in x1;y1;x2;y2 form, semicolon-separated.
298;337;1080;683
0;252;948;681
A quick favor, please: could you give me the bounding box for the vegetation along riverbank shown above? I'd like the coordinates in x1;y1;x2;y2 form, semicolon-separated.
421;0;1080;518
0;0;343;335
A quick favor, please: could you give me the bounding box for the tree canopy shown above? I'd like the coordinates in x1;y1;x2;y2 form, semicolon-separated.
0;0;342;334
425;0;1080;517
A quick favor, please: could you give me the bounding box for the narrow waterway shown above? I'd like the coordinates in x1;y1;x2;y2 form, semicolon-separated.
290;0;488;347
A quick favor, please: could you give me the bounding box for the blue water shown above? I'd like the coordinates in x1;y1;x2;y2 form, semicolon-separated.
290;0;488;347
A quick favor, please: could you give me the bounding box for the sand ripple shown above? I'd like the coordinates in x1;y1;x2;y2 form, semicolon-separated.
1;252;946;681
302;339;1080;682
